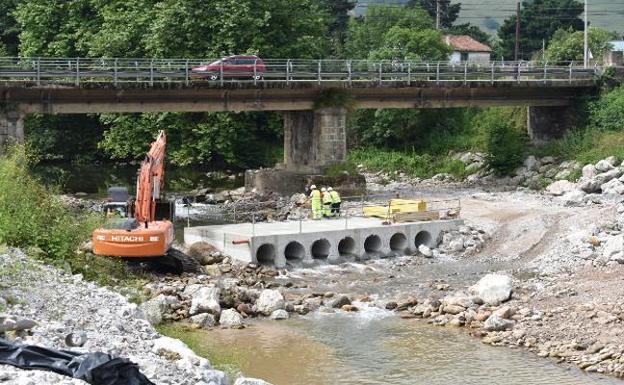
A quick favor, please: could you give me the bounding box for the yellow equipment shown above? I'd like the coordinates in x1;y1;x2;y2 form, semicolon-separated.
363;199;438;222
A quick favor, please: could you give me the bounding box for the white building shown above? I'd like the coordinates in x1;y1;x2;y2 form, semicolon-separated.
445;35;492;64
604;40;624;66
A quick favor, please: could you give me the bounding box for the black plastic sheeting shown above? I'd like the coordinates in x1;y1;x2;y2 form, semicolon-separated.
0;339;155;385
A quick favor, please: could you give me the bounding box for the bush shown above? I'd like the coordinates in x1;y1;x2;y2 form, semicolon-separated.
590;86;624;132
0;147;130;284
482;110;527;175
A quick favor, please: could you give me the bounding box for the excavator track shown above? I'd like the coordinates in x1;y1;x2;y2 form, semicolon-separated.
164;248;203;274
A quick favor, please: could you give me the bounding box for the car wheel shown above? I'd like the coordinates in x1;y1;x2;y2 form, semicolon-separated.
209;74;218;81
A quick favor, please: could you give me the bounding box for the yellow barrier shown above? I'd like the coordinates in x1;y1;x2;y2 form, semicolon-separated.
363;199;427;219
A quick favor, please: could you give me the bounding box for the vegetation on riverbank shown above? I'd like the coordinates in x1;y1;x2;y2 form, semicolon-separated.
0;146;137;286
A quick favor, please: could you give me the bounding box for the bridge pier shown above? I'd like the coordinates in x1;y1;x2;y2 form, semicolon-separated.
283;107;347;173
527;105;576;143
0;107;25;148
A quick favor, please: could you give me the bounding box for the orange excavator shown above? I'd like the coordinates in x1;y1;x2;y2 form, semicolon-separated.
92;130;199;273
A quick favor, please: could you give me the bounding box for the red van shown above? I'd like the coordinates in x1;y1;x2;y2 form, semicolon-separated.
191;55;266;80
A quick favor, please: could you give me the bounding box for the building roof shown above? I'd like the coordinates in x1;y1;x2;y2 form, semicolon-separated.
444;35;492;53
609;40;624;52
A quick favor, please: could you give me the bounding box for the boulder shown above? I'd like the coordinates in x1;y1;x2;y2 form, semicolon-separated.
418;244;433;258
189;287;221;316
442;291;473;308
483;314;514;331
545;180;576;196
189;313;216;329
595;158;616;173
187;242;219;263
562;189;586;206
524;156;539;172
255;289;285;315
0;316;37;333
582;164;598;179
603;234;624;262
554;169;572;180
328;294;351;309
541;156;556;165
469;274;512;305
139;294;168;325
219;309;244;328
596;168;624;184
234;378;272;385
578;178;602;194
442;304;465;315
269;309;289;320
601;179;624;197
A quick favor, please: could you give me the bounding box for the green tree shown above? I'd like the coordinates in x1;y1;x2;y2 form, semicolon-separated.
497;0;583;61
369;27;450;61
590;86;624;132
0;0;19;55
544;27;613;63
317;0;356;57
406;0;460;28
482;109;527;174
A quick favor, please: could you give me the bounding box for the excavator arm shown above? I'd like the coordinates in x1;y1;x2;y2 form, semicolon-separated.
134;130;166;223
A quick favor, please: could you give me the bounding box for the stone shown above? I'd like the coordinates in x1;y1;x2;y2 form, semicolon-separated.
328;294;351;309
269;309;289;320
139;294;168;325
418;244;433;258
596;168;624;184
449;239;464;252
443;304;465;315
578;178;602;194
442;292;473;308
0;316;37;333
385;301;398;310
234;378;272;385
603;234;624;262
601;179;624;197
189;287;221;316
189;313;216;329
562;189;587;206
541;156;556;164
341;304;359;312
596;159;616;173
219;309;244;328
469;274;512;305
493;306;515;319
255;289;285;315
483;314;515;331
187;242;221;265
546;180;576;196
582;164;598;179
524;156;539;171
554;169;572;180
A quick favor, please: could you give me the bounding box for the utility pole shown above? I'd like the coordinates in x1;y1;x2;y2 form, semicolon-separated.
436;0;441;29
583;0;588;68
514;2;520;62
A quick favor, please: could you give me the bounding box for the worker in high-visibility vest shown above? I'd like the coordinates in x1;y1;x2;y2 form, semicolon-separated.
309;185;322;219
321;187;333;218
328;187;341;217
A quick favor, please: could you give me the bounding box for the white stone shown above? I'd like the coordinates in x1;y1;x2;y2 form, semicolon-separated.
139;294;168;325
601;178;624;197
255;289;285;316
582;164;597;179
596;168;624;184
578;178;602;194
234;378;272;385
562;189;586;206
189;287;221;316
483;314;514;331
603;234;624;259
219;309;244;327
545;180;576;196
448;238;464;252
152;336;207;364
524;156;539;171
596;159;616;173
269;309;289;320
190;313;216;329
418;244;433;258
469;274;512;305
540;156;556;164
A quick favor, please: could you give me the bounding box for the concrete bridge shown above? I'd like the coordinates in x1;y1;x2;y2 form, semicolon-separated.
0;57;599;173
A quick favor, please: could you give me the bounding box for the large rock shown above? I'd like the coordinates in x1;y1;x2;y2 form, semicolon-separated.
546;180;576;196
190;313;216;329
270;309;289;320
562;189;586;206
483;314;514;331
578;178;602;194
596;168;624;184
189;287;221;316
601;178;624;197
220;309;244;328
234;378;272;385
596;158;616;173
442;291;473;308
139;294;168;325
603;234;624;262
469;274;512;305
328;294;351;309
524;156;539;172
255;289;285;315
582;164;598;179
418;244;433;258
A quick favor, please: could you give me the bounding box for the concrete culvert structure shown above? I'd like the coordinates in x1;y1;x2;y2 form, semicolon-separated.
364;235;382;253
390;233;408;251
338;237;356;256
256;243;276;266
285;241;305;261
415;231;433;248
311;239;331;259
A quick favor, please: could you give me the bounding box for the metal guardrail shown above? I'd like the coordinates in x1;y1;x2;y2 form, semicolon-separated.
0;57;599;86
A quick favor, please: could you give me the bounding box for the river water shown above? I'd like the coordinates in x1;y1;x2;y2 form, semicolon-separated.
191;306;621;385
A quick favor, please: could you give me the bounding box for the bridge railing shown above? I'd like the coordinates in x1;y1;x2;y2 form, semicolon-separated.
0;57;598;86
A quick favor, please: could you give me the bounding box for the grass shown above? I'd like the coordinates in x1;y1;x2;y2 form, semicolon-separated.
533;128;624;166
157;324;244;377
347;147;469;179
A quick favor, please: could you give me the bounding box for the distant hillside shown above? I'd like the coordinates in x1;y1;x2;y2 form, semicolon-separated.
353;0;624;35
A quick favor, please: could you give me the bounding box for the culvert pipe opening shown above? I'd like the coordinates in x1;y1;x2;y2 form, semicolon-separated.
390;233;408;251
338;237;356;256
415;231;433;248
311;239;331;259
256;244;276;266
285;241;305;261
364;235;382;253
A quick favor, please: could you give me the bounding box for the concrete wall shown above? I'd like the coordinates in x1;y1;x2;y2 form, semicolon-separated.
449;52;491;65
0;107;25;148
527;105;578;143
283;107;346;174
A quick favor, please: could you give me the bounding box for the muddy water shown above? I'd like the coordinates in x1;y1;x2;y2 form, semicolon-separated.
198;308;620;385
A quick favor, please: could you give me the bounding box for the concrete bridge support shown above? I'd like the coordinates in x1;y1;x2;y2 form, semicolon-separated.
527;105;576;143
0;106;25;147
283;107;347;173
